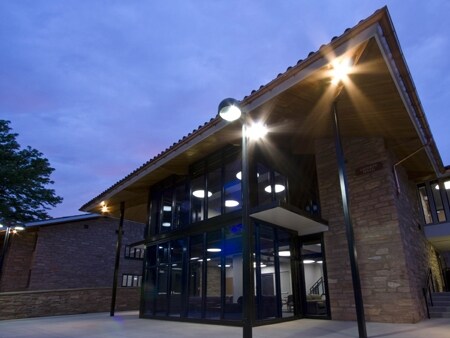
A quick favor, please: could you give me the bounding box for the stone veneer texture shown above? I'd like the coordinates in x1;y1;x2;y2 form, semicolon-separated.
315;137;433;323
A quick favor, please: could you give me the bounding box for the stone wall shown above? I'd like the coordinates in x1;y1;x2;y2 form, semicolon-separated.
0;287;140;320
315;137;433;323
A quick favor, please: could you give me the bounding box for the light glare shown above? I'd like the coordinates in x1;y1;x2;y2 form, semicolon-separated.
331;58;352;85
247;122;268;140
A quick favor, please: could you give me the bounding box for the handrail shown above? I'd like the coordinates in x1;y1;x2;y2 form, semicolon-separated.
310;276;324;295
422;268;434;319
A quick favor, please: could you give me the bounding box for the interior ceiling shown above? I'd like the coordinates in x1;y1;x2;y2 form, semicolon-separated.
90;36;436;223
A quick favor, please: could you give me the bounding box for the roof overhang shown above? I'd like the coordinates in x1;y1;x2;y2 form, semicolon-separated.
250;202;328;236
81;7;444;223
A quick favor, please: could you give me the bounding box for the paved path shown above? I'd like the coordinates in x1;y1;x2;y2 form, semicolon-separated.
0;311;449;338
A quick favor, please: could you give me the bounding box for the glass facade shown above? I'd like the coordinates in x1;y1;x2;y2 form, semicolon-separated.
141;145;327;325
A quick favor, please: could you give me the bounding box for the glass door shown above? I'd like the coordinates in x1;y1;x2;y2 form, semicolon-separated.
300;235;328;317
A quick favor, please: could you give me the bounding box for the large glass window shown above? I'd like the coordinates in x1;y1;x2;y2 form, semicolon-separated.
174;183;190;228
191;175;206;223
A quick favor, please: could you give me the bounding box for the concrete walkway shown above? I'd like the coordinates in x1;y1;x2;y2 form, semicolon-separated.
0;311;449;338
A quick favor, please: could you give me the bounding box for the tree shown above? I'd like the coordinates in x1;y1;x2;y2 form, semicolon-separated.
0;120;63;225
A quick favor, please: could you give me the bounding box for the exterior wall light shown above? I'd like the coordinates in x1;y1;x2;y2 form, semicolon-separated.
331;58;352;85
218;98;242;121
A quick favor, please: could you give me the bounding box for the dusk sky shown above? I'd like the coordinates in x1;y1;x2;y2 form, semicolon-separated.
1;1;449;218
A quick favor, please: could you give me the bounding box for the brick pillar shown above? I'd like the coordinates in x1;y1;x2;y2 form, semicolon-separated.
315;137;427;323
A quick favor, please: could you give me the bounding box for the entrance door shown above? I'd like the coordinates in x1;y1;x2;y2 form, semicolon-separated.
299;235;329;317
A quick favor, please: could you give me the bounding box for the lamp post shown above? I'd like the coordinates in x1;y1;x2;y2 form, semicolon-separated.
218;98;253;338
0;224;25;280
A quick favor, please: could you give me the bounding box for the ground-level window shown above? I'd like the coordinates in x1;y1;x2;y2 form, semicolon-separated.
124;245;145;259
122;274;142;287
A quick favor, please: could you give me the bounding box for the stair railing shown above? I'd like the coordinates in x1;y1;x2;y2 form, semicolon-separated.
309;276;324;295
422;268;434;319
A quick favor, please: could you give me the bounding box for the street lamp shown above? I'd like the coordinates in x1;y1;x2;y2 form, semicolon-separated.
218;98;253;338
0;223;25;279
330;58;367;338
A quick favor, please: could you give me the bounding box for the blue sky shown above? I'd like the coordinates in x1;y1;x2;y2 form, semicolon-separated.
1;1;449;218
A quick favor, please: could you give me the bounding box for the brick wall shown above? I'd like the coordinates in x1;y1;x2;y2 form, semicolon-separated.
0;231;37;292
0;287;139;320
0;217;144;293
28;217;144;290
315;137;435;323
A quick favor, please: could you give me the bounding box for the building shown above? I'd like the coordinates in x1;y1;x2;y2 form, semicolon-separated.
80;6;449;331
0;214;145;319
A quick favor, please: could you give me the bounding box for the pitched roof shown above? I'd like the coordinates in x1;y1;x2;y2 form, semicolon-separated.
80;6;444;219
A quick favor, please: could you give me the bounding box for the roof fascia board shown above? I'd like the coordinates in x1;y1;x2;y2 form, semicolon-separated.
373;26;441;176
243;24;379;112
84;118;229;210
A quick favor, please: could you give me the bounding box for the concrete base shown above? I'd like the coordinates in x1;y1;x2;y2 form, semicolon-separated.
0;311;449;338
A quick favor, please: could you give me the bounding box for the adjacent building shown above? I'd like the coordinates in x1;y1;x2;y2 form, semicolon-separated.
0;214;145;319
80;6;450;329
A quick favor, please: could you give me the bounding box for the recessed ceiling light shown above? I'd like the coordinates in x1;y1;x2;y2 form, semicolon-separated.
193;190;213;198
265;184;285;193
225;200;239;207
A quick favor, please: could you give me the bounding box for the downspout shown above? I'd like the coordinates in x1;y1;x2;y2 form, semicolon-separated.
393;140;431;194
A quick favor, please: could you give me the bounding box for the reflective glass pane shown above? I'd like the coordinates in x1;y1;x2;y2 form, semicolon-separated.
155;266;168;315
205;230;222;319
432;181;447;222
161;190;173;232
169;239;186;317
257;163;272;206
224;159;241;213
174;183;189;228
223;224;243;320
258;225;278;319
142;267;156;316
446;180;450;213
301;238;327;316
274;171;287;203
208;167;222;219
277;229;293;318
188;235;204;318
191;175;205;223
418;185;433;224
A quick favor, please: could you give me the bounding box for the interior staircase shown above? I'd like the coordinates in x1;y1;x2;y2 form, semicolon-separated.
429;292;450;318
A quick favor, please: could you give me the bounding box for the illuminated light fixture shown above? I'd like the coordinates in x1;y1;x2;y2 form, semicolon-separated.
190;257;199;261
218;264;232;268
207;248;221;253
0;224;3;228
14;226;25;231
317;260;323;264
253;262;267;268
435;181;450;190
225;200;239;207
303;259;315;264
247;122;268;140
331;58;352;85
218;98;242;121
162;222;171;227
278;251;291;257
193;190;213;198
198;258;211;262
264;184;286;193
163;206;172;212
100;201;109;213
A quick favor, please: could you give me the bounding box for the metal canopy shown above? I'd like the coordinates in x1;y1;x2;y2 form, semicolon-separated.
250;202;328;235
